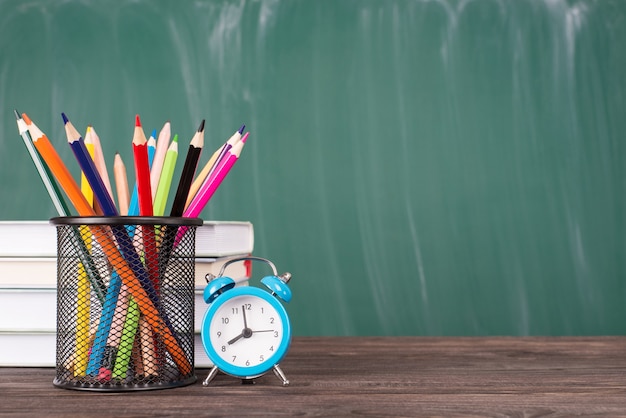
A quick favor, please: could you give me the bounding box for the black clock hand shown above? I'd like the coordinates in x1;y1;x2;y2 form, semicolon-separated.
228;332;245;345
242;305;248;329
229;307;253;345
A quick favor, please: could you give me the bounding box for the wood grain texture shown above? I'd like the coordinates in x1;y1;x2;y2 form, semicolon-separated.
2;337;626;417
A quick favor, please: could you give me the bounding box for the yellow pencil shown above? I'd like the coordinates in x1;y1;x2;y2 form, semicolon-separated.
75;127;95;377
75;128;96;376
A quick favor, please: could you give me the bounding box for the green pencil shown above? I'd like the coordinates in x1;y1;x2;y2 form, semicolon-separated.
15;110;106;304
153;134;179;216
15;109;70;216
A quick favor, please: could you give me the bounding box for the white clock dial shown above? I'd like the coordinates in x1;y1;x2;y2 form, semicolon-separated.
208;294;284;369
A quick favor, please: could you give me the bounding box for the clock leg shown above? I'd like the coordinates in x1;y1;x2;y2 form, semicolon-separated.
272;364;289;386
202;366;219;386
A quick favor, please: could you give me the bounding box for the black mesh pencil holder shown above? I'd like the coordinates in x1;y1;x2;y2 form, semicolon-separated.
50;216;202;392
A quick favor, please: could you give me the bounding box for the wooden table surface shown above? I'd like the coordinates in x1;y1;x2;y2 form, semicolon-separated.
1;336;626;417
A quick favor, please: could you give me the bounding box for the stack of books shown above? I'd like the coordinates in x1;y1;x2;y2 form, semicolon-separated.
0;220;254;368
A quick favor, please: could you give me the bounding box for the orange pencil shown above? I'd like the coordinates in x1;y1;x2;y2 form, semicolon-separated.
23;114;93;215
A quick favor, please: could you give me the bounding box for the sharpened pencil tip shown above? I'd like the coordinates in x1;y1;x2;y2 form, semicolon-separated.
13;109;20;120
241;132;250;143
198;119;205;132
22;113;32;125
61;113;69;124
172;134;179;143
151;129;157;138
135;114;141;127
238;124;245;134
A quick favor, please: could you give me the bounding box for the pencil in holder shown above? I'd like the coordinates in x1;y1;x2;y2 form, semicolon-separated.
51;216;203;391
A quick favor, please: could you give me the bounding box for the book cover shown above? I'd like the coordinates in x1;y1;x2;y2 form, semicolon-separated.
0;332;57;367
0;220;254;257
0;256;250;288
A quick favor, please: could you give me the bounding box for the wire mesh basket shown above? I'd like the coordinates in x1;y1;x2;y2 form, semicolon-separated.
50;216;202;391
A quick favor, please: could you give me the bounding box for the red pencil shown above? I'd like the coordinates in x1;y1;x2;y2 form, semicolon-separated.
132;115;160;375
132;116;159;285
132;115;153;218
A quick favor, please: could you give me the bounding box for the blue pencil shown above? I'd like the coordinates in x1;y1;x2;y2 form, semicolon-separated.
63;113;118;215
86;271;122;375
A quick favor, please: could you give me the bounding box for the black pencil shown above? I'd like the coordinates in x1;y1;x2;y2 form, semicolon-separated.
169;120;205;217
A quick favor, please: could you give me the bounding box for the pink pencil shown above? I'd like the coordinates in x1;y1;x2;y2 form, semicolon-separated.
184;132;248;218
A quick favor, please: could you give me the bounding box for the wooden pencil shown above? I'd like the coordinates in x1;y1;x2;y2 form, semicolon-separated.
14;110;70;216
185;124;244;210
150;121;171;201
113;152;130;217
169;120;205;216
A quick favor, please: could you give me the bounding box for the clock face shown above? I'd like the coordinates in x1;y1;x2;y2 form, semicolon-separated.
202;287;291;378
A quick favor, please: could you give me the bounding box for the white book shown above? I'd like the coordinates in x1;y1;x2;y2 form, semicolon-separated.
0;220;254;257
0;331;215;368
0;257;251;333
0;288;57;332
194;221;254;257
0;255;251;289
194;256;251;288
0;258;58;287
0;221;57;257
0;331;57;367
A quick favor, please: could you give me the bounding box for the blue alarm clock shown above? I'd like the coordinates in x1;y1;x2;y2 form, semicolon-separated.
200;256;292;386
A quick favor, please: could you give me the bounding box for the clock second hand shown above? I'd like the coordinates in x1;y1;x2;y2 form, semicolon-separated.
228;329;275;345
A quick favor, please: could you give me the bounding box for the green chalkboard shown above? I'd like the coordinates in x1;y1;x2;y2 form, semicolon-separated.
1;0;625;336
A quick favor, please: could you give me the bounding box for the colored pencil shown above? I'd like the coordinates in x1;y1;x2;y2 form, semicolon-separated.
127;183;139;216
14;110;70;216
185;124;244;210
86;271;122;375
175;133;249;247
101;158;133;381
76;149;93;377
147;129;157;164
81;127;95;206
25;113;191;375
150;121;171;201
169;120;205;216
153;134;178;216
132;116;154;219
113;152;130;216
75;129;95;376
184;132;249;218
89;125;113;198
111;295;140;379
158;121;204;271
132;116;161;375
24;113;94;215
132;116;159;282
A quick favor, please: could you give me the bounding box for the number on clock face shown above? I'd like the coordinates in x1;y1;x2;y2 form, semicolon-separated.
209;294;283;368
